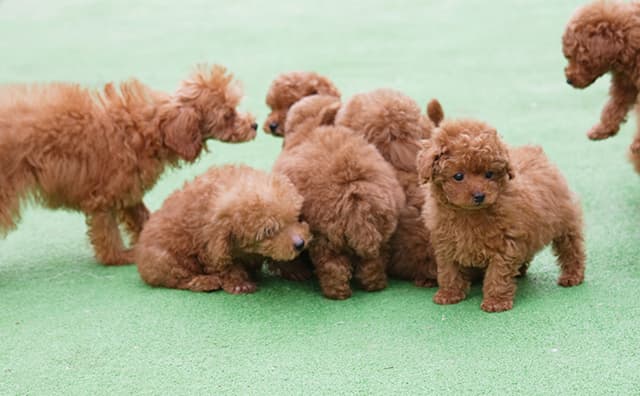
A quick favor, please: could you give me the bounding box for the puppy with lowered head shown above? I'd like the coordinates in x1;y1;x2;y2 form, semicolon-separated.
273;95;404;300
135;165;311;294
417;101;586;312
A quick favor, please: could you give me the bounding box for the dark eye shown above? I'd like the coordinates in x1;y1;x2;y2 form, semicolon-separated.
453;172;464;181
485;171;494;179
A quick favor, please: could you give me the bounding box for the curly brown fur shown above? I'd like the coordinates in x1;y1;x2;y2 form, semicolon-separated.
562;0;640;165
417;103;586;312
335;89;438;287
135;165;310;293
263;71;340;136
0;65;257;265
273;95;404;299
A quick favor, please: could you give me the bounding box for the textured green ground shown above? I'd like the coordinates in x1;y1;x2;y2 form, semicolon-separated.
1;0;639;394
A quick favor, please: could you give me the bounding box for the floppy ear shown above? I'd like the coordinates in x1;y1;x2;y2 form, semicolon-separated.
319;101;340;126
163;107;202;162
416;140;445;184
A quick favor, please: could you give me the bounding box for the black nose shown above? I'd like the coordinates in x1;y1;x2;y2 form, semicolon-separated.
566;78;573;86
473;193;485;204
269;122;279;133
293;237;305;251
251;122;258;131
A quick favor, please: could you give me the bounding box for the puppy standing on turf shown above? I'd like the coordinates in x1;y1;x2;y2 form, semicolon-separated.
0;65;257;265
335;89;438;287
263;71;340;136
273;95;404;300
135;165;311;293
417;101;586;312
562;0;640;170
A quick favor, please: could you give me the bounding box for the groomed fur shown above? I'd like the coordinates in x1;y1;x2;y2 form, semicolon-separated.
562;0;640;168
263;71;340;136
417;103;586;312
0;65;257;265
135;165;311;293
273;95;404;300
335;89;438;287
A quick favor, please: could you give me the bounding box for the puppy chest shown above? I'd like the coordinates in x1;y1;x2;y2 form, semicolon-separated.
433;226;504;268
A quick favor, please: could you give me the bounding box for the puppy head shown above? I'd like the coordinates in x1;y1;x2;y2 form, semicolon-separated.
283;94;341;138
417;118;513;210
214;170;312;262
163;65;256;161
264;71;340;136
562;1;637;88
335;89;426;171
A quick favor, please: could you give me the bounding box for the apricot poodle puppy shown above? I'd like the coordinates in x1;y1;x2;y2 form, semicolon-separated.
135;165;311;294
0;65;257;265
417;101;586;312
263;71;340;136
335;89;438;287
273;95;404;300
563;0;640;167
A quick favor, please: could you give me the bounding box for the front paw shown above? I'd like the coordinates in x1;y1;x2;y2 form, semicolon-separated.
223;281;257;294
433;289;466;305
480;298;513;313
587;124;617;141
558;272;584;287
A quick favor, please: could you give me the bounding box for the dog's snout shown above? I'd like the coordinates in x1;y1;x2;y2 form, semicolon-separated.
293;235;305;252
269;122;279;133
473;192;485;204
566;78;574;86
250;122;258;131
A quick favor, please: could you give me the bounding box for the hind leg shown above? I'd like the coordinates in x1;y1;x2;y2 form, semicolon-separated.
553;230;586;287
354;254;387;292
310;240;353;300
118;203;150;245
86;210;131;265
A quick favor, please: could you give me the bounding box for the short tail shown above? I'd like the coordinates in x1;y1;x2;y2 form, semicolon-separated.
427;99;444;127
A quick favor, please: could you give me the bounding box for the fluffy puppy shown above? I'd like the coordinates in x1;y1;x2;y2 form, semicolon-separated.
0;65;256;265
135;165;311;293
335;89;438;287
562;0;640;160
417;102;586;312
273;95;404;299
263;71;340;136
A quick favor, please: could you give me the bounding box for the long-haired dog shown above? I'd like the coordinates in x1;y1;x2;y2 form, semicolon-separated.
273;95;404;300
335;89;438;287
135;165;310;293
417;101;586;312
263;71;340;136
562;0;640;170
0;65;257;265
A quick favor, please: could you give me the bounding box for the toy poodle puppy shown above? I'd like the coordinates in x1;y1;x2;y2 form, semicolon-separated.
417;101;586;312
263;71;340;136
135;165;311;293
273;95;404;300
563;0;640;157
335;89;438;287
0;65;257;266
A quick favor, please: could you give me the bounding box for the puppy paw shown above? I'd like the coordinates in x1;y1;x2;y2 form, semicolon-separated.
480;298;513;313
558;272;584;287
587;124;617;141
433;289;466;305
186;275;222;292
630;139;640;154
322;286;352;300
99;249;133;266
224;281;257;294
360;277;387;292
414;277;438;288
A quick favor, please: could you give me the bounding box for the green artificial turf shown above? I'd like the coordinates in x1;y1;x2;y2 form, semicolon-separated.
1;0;639;394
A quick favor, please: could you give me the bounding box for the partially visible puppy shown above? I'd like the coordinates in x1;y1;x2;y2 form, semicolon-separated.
263;71;340;136
135;165;311;294
417;101;586;312
562;0;640;161
273;95;404;299
0;65;257;266
335;89;438;287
